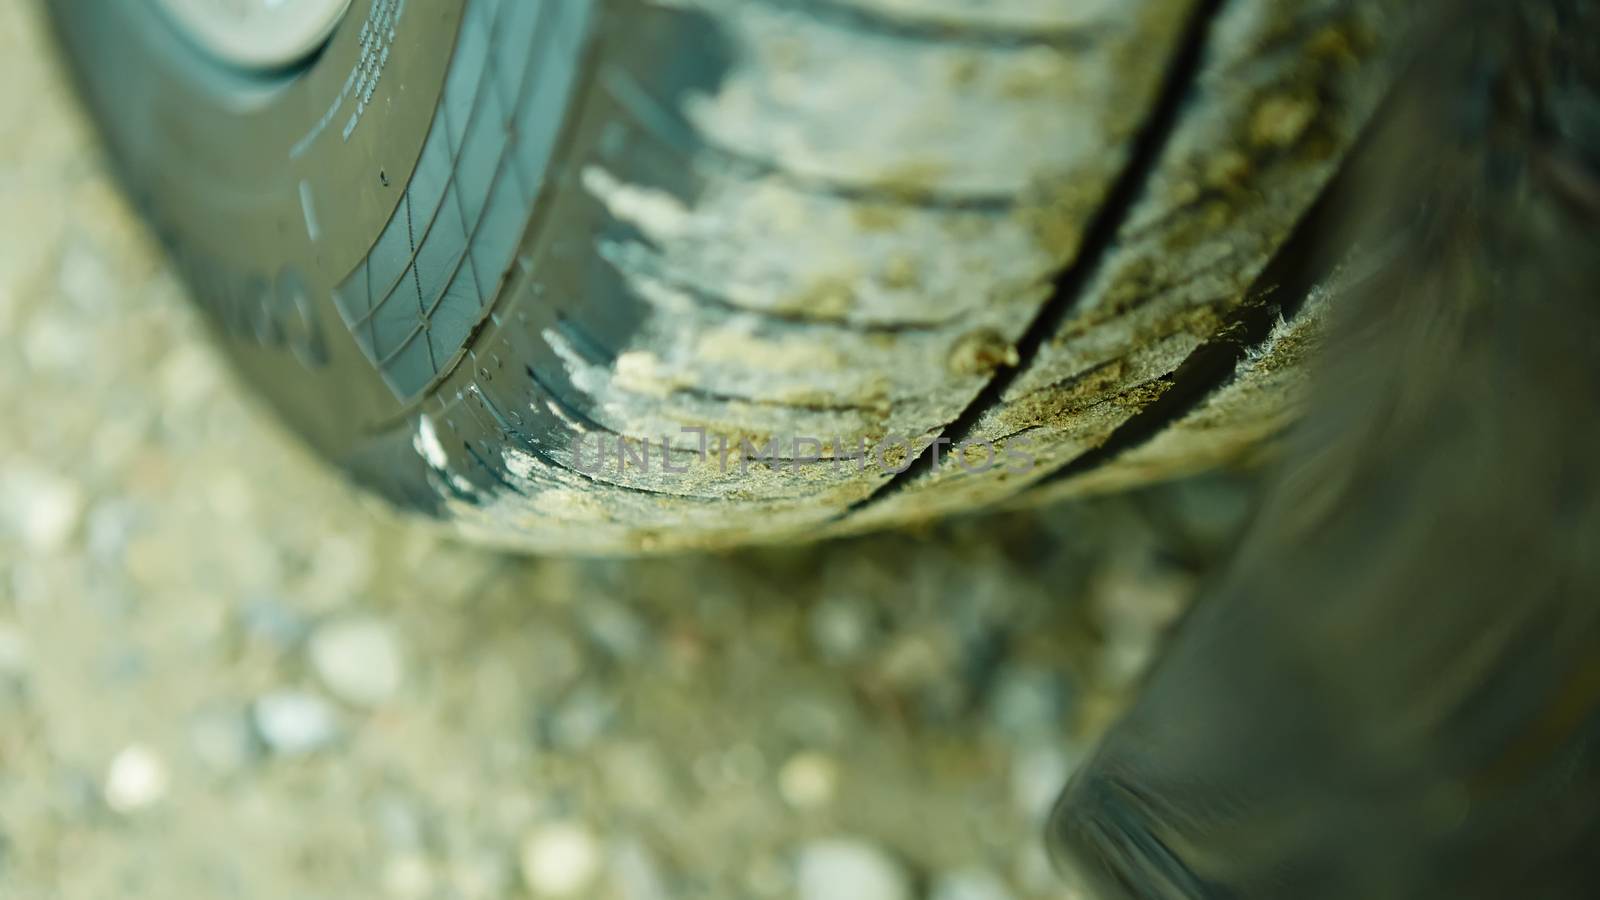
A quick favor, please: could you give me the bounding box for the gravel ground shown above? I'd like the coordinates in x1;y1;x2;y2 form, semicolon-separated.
0;6;1260;899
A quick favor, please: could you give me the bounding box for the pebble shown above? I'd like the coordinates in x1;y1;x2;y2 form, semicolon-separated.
103;744;169;813
22;312;83;375
808;597;876;663
519;822;602;897
252;691;341;756
57;239;118;311
309;616;405;708
988;666;1069;739
778;751;839;810
157;343;220;411
795;839;912;900
931;867;1018;900
1;468;84;553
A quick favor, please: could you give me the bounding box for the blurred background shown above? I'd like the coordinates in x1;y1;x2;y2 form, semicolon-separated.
0;4;1259;898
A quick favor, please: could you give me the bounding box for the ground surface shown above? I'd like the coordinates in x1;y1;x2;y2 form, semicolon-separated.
0;6;1257;899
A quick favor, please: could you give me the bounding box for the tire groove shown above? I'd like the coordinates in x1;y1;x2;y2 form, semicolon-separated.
1040;100;1384;489
842;0;1231;517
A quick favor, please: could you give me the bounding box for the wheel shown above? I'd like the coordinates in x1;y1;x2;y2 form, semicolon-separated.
46;0;1401;554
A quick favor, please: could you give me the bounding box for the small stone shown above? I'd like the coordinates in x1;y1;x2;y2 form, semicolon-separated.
778;751;839;810
988;666;1069;739
795;839;912;900
23;311;82;374
931;867;1018;900
309;616;404;708
520;822;602;897
58;240;118;311
1;468;84;553
809;598;876;664
158;343;220;410
252;690;341;756
103;744;169;813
